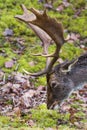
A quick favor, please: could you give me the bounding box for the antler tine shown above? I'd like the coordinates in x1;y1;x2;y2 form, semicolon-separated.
27;8;65;73
32;53;54;57
15;5;65;76
29;7;47;16
15;4;36;22
15;4;52;46
23;69;47;77
15;4;52;55
15;5;54;76
28;8;42;18
21;4;28;13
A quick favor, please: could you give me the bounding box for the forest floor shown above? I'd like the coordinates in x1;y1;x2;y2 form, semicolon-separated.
0;0;87;129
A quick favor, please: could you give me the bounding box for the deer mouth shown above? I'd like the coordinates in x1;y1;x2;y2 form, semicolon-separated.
49;101;60;110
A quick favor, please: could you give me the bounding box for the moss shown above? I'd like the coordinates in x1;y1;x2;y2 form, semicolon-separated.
70;0;86;9
31;109;59;127
0;56;6;67
18;44;46;73
30;104;70;128
2;67;15;74
75;111;85;117
0;116;27;129
18;57;30;72
63;7;74;16
0;44;18;73
60;43;83;60
53;0;62;8
9;118;27;128
68;17;87;38
35;77;46;87
58;125;75;130
81;9;87;16
0;116;10;127
0;127;43;130
0;0;43;38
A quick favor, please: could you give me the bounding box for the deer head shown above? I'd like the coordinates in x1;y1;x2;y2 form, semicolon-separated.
15;5;87;109
47;53;87;109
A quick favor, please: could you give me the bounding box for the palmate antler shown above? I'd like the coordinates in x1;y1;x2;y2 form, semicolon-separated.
15;5;65;76
15;4;52;56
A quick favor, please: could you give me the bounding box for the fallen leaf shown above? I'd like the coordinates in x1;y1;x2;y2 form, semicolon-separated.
0;71;4;81
63;1;70;7
74;122;83;129
45;128;54;130
21;90;35;107
56;4;64;12
37;85;45;91
70;33;79;41
57;119;68;125
14;107;21;117
29;61;35;67
44;3;53;9
25;90;35;98
5;60;14;68
27;119;35;127
22;81;30;89
3;28;13;36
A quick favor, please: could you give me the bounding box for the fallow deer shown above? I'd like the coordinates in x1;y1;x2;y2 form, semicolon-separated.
15;5;87;109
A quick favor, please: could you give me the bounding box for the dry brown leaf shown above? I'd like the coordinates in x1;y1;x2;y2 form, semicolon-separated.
3;28;13;36
14;107;21;117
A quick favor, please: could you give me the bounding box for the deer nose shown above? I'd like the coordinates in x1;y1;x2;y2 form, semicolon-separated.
48;101;59;109
53;104;59;110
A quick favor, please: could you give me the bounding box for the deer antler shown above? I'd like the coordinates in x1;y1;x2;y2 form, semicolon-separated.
28;7;65;73
15;4;52;56
15;5;54;76
15;5;65;76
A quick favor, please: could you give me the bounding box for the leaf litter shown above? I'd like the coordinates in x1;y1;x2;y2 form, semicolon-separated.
0;71;46;115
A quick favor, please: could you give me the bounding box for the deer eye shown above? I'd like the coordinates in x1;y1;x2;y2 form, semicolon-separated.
51;82;57;88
